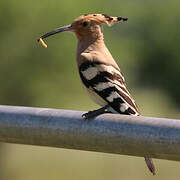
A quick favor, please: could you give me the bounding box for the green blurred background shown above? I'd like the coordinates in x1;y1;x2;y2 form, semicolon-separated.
0;0;180;179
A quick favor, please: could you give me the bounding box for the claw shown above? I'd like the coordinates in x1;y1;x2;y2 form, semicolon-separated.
82;111;96;119
82;112;89;119
82;105;109;120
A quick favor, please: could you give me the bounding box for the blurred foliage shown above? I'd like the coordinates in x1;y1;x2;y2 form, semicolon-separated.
135;4;180;107
0;0;180;179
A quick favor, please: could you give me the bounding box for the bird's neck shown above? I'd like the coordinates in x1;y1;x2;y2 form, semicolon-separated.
76;33;119;70
77;34;105;55
76;32;114;63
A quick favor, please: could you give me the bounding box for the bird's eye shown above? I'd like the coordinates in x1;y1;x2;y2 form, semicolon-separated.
82;21;88;27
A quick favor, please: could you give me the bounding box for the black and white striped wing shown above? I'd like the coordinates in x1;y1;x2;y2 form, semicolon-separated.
79;61;140;116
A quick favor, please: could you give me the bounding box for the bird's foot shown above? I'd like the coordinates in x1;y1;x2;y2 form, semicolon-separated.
82;105;109;120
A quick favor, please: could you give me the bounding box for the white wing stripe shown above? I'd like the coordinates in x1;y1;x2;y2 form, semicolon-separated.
94;82;113;91
99;64;125;82
106;78;133;101
81;67;99;80
106;91;119;102
120;103;129;112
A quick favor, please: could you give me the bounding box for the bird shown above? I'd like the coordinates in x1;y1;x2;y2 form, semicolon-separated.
37;13;156;175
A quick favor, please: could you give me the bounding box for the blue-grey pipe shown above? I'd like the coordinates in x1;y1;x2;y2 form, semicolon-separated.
0;105;179;161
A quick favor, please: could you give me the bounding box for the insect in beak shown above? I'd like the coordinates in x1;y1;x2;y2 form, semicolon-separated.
37;24;74;48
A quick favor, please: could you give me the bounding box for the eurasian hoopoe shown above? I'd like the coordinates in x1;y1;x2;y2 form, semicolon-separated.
38;13;156;175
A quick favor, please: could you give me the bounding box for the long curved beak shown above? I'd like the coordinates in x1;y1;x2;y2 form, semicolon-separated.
37;24;74;41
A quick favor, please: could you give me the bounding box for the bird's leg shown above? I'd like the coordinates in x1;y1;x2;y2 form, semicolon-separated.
82;105;110;119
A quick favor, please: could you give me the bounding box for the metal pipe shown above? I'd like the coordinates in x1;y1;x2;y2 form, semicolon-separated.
0;105;179;161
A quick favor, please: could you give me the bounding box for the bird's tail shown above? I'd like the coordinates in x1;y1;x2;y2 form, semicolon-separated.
144;157;156;175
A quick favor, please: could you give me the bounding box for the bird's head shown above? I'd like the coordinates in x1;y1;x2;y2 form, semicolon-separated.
71;14;128;40
37;14;128;47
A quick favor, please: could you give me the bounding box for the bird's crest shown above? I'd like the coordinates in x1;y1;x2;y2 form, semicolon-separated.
72;14;128;26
